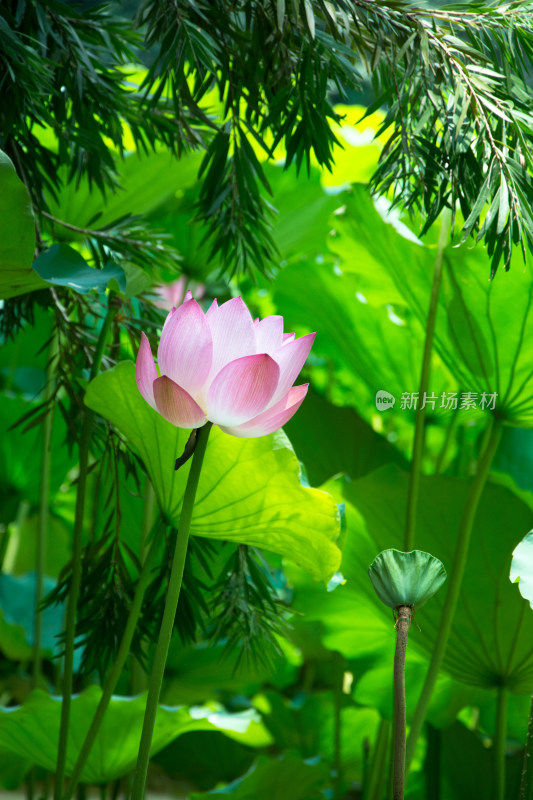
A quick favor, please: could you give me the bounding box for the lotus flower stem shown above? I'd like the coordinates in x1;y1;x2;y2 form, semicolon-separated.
61;525;164;800
405;416;503;771
130;421;213;800
34;330;58;686
494;685;508;800
55;294;119;799
333;652;344;800
404;208;450;551
364;718;390;800
519;690;533;800
393;605;412;800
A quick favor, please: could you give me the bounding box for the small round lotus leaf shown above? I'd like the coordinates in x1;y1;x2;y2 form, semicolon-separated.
510;530;533;609
368;549;447;610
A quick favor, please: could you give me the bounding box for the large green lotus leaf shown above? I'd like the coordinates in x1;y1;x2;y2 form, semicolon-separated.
270;258;456;430
337;187;533;427
154;730;255;792
286;550;479;730
0;749;31;790
84;362;341;582
284;386;408;486
190;754;330;799
440;720;522;800
0;688;271;784
0;149;45;299
326;466;533;692
47;150;203;233
267;163;346;259
494;426;533;492
354;660;486;729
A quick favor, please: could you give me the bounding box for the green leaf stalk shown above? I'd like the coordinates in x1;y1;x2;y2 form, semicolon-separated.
405;416;503;771
130;421;213;800
55;294;119;798
404;208;450;551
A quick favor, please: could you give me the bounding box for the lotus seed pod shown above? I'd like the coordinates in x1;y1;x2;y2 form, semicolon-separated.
368;549;446;610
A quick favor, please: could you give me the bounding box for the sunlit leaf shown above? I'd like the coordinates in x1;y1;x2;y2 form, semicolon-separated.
337;188;533;426
0;688;271;783
0;149;44;299
84;362;341;582
47;151;203;232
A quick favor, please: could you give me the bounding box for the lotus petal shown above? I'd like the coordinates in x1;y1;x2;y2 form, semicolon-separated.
270;333;316;405
135;333;158;410
220;384;309;438
153;376;207;429
157;296;212;394
206;297;257;381
207;354;280;426
254;316;284;354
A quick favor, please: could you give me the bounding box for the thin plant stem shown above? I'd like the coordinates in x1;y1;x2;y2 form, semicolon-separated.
494;686;508;800
434;405;461;475
364;719;390;800
519;690;533;800
404;208;450;551
61;528;164;800
33;331;58;686
139;480;156;564
54;295;119;799
393;605;412;800
424;724;441;800
405;416;503;771
130;422;213;800
333;652;343;800
131;480;156;696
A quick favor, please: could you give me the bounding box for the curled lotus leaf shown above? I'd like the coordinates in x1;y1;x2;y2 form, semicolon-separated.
368;549;447;610
510;530;533;609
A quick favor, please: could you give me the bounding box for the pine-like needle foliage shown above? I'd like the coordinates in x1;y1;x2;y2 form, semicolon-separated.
138;0;533;277
4;1;533;277
208;545;289;670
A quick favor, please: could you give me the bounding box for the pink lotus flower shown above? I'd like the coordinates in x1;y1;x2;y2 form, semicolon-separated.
136;293;315;438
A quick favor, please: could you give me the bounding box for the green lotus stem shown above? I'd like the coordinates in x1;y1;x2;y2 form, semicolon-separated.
404;208;450;551
33;331;58;686
494;686;508;800
393;605;412;800
424;724;441;799
364;718;390;800
519;690;533;800
130;421;213;800
333;652;343;800
55;413;92;798
61;527;163;800
405;416;503;771
434;404;461;475
55;295;119;799
131;480;156;696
